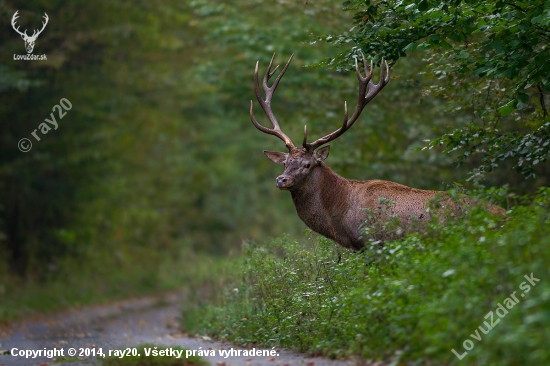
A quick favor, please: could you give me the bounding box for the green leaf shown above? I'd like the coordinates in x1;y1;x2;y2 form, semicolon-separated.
440;40;453;49
418;0;429;11
517;92;529;103
531;15;544;24
448;32;462;42
403;42;417;51
517;102;528;110
498;100;517;116
416;42;431;50
458;50;470;59
367;5;378;16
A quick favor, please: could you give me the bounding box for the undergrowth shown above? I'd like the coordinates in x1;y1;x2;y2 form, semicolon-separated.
0;246;235;324
181;188;550;365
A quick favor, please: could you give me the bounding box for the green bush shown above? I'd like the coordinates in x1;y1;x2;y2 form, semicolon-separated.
182;188;550;365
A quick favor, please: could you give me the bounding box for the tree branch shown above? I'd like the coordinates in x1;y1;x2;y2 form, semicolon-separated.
506;3;526;13
538;83;548;118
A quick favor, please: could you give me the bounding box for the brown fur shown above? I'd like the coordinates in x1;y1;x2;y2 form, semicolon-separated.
265;147;505;250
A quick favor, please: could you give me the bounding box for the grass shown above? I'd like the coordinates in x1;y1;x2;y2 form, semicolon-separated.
101;344;207;366
181;187;550;365
0;246;239;324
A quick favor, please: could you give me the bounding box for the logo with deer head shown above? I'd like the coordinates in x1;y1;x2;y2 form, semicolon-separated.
11;11;49;54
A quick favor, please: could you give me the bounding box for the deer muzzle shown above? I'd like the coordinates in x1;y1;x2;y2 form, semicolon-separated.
276;175;292;190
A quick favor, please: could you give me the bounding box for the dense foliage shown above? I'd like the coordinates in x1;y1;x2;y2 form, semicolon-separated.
326;0;550;180
0;0;474;289
182;189;550;365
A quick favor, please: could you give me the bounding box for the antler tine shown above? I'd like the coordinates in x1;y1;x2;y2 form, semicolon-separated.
342;101;349;129
355;52;373;83
34;13;49;38
11;11;28;37
267;53;293;102
265;53;280;81
11;10;18;25
250;54;296;149
303;52;390;151
338;101;350;135
365;58;390;103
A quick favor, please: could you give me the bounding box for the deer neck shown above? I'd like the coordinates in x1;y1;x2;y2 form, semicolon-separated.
289;163;349;230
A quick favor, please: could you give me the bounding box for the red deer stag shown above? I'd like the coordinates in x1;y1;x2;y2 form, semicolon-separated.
250;53;504;250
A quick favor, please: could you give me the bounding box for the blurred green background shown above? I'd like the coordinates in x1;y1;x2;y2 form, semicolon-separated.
0;0;547;317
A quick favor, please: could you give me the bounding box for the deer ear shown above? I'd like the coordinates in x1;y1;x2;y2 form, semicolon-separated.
263;150;287;165
315;146;330;161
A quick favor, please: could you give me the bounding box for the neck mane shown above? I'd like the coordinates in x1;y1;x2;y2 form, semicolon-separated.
289;163;349;230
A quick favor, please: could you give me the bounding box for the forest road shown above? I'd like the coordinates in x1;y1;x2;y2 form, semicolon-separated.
0;290;360;366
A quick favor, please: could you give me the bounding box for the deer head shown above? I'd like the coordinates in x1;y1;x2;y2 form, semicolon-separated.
250;53;390;190
11;11;49;54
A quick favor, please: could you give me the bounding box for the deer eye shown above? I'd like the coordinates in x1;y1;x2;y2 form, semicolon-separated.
304;163;311;168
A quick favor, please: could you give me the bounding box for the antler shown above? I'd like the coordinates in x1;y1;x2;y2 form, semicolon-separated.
31;13;49;39
11;11;27;38
302;52;390;151
250;53;296;150
11;11;48;39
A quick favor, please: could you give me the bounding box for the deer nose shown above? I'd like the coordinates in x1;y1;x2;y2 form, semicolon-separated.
276;176;288;188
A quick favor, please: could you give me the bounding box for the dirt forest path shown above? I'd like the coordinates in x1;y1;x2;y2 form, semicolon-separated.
0;291;358;366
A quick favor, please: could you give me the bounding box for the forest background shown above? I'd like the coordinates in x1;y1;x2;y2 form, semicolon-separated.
1;0;549;318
